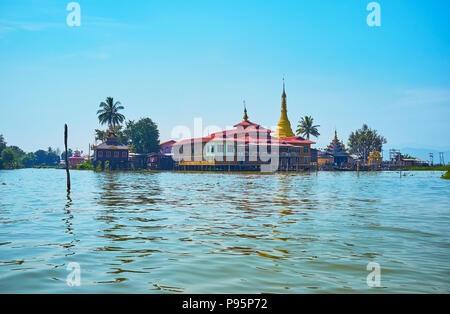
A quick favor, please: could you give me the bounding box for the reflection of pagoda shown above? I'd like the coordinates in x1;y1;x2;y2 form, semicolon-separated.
323;131;352;165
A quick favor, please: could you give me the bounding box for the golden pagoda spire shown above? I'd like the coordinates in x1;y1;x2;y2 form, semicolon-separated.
274;79;295;138
243;100;249;122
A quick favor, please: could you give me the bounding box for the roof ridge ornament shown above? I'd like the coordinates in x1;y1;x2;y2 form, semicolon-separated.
243;100;249;122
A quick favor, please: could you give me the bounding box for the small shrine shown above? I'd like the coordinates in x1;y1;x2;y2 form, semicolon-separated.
322;131;352;165
368;150;382;166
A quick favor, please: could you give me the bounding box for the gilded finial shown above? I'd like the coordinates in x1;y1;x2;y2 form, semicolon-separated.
243;100;249;122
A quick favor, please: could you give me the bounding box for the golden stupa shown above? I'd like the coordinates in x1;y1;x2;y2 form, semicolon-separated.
368;149;382;165
274;80;295;139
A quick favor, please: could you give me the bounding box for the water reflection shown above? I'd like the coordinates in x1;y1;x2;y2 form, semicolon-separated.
61;192;78;257
0;169;448;293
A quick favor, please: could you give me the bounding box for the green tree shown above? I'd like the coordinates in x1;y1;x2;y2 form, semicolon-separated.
35;150;48;165
296;116;320;140
61;149;73;160
97;97;125;129
21;152;36;168
124;118;160;153
348;124;387;162
95;126;128;145
9;146;24;158
0;134;6;154
46;151;60;165
1;148;16;168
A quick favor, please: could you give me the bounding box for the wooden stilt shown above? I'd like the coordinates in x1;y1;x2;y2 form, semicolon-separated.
64;124;71;192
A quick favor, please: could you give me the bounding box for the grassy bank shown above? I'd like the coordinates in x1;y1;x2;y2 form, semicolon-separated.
406;165;449;171
442;171;450;180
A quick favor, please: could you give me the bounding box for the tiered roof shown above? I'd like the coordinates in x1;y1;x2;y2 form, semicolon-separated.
325;131;349;156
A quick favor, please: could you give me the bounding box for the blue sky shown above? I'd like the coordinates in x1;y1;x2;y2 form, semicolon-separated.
0;0;449;154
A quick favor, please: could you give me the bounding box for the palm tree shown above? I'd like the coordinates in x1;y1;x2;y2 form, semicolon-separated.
97;97;125;129
296;116;320;140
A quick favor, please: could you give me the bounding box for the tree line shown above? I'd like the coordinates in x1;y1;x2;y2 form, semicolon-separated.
0;136;65;169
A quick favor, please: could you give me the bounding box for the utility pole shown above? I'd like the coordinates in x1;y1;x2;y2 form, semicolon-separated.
439;152;445;166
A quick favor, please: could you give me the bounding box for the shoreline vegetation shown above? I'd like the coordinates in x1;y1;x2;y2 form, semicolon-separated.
442;171;450;180
405;165;449;171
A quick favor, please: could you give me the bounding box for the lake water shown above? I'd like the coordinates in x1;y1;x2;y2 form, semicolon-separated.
0;168;448;293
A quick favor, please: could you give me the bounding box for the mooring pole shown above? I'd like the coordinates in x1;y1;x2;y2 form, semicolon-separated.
357;160;360;177
64;124;71;192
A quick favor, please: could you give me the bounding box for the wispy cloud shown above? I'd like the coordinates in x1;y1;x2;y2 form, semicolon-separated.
83;16;137;29
0;15;137;38
0;18;61;33
396;88;450;106
61;51;109;60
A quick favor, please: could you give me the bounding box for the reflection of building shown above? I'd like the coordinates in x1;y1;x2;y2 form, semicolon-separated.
68;150;85;168
173;83;315;171
92;131;130;169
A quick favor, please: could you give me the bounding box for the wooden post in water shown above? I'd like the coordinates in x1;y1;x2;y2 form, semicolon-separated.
357;160;360;177
64;124;71;192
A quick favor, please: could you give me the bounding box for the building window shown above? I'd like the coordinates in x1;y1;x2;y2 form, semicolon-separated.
217;145;223;153
304;157;308;164
227;145;234;153
98;151;103;157
106;151;111;158
114;151;119;158
122;152;127;158
303;146;309;153
211;145;214;153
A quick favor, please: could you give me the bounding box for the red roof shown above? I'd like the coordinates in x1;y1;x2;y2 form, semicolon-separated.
233;120;259;128
175;120;314;147
281;136;316;144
